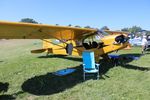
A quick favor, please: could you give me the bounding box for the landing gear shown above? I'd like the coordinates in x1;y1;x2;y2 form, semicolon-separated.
66;43;73;55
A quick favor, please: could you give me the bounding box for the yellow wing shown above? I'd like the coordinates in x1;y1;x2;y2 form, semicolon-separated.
0;21;96;40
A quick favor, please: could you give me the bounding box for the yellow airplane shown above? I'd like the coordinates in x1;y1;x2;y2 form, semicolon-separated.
0;21;129;62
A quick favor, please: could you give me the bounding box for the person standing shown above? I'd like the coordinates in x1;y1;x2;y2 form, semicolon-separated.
141;35;148;54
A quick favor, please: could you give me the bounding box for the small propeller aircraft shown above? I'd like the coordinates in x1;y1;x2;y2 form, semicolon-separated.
0;21;129;62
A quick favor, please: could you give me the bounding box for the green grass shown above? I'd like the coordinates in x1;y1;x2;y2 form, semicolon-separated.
0;40;150;100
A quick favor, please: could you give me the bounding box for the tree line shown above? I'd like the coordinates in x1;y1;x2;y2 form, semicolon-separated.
20;18;150;36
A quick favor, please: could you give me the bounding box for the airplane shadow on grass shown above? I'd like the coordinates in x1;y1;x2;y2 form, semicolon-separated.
21;53;150;96
0;61;3;63
22;65;83;95
38;54;82;62
0;95;16;100
0;82;16;100
119;53;150;70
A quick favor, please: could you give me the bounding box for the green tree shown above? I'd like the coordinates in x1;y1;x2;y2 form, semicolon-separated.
68;24;72;27
75;25;81;28
121;26;142;33
121;28;129;32
20;18;38;24
101;26;109;30
128;26;142;33
84;26;91;28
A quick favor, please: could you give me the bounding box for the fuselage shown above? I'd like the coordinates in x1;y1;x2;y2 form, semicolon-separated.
38;32;129;59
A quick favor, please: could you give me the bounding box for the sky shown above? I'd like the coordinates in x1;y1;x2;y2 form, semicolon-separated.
0;0;150;30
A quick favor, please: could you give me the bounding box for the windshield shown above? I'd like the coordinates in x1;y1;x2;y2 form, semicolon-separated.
82;33;104;49
84;34;102;43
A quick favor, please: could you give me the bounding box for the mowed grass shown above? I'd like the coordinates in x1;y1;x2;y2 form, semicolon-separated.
0;40;150;100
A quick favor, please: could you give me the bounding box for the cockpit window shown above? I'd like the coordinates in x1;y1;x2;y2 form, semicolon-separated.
82;33;103;49
84;34;102;43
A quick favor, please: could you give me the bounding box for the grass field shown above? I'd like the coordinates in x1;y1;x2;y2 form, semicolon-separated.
0;40;150;100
